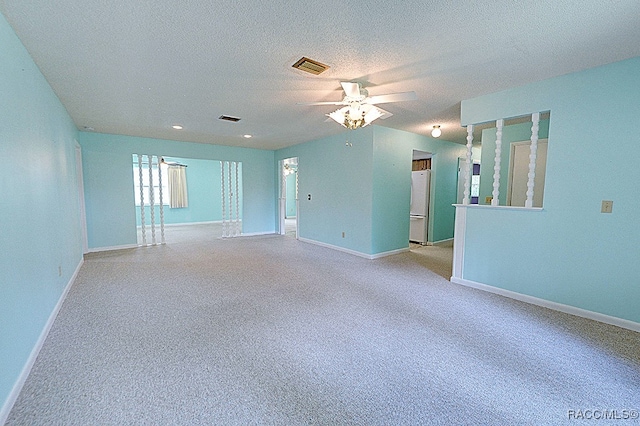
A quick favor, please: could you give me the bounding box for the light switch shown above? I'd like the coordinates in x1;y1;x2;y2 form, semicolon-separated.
601;200;613;213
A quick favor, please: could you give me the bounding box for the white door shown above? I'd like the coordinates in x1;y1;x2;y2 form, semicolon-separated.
508;140;548;207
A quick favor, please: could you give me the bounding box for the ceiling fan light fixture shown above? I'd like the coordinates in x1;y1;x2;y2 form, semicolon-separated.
313;81;415;130
431;125;441;138
364;107;383;124
328;108;363;130
328;104;384;130
328;108;348;128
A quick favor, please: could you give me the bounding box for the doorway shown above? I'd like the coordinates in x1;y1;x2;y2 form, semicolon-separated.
507;139;548;207
279;157;298;238
410;150;432;245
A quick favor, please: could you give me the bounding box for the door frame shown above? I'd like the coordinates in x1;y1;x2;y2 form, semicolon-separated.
75;143;89;253
279;157;299;238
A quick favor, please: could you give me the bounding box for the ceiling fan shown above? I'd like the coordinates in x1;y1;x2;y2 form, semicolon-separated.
300;82;417;130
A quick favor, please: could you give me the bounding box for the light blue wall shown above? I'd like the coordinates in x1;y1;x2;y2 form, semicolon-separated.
478;120;549;206
460;56;640;323
80;132;275;249
277;128;375;254
372;126;467;251
134;157;240;226
276;126;466;255
0;13;84;415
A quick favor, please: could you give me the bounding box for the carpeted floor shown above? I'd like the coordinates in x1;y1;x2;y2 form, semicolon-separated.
6;233;640;425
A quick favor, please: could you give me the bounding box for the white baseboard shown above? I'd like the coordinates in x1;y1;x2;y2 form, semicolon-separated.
239;231;277;237
370;247;410;259
298;237;409;260
450;277;640;333
299;237;370;258
0;257;84;425
428;238;454;247
87;244;138;253
138;220;229;228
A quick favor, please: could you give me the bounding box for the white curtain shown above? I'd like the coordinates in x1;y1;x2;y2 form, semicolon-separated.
168;165;188;208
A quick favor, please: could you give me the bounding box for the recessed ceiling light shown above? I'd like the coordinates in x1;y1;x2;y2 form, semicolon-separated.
243;134;252;138
172;125;183;130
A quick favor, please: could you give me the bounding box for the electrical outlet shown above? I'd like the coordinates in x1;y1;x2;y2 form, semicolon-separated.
601;200;613;213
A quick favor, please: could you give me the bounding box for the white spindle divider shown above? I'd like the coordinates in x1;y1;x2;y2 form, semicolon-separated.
157;156;165;244
295;164;299;205
491;119;504;206
148;155;156;245
228;161;233;237
234;162;240;236
463;124;474;205
279;160;287;235
138;154;146;245
221;161;227;237
525;112;540;208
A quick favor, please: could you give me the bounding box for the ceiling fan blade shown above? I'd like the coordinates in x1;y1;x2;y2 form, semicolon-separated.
365;91;417;104
341;82;361;98
297;101;346;106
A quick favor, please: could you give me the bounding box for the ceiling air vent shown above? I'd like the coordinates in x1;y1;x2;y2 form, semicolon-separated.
218;115;241;122
292;57;330;75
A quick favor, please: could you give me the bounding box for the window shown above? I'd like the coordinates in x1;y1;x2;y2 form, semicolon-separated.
133;155;169;206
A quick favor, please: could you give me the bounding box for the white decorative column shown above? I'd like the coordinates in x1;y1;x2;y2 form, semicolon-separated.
137;154;146;246
234;162;240;236
148;155;156;245
157;156;165;244
463;124;474;205
221;161;227;238
491;119;503;206
295;166;299;239
278;161;286;235
525;112;540;208
228;160;233;237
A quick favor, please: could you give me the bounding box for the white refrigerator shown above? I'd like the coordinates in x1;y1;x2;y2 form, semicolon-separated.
410;170;430;244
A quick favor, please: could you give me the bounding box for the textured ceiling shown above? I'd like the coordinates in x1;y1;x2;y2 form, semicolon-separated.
2;0;640;149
